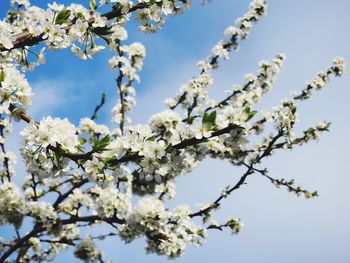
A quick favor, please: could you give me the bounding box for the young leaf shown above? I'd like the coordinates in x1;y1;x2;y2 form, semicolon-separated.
243;106;251;115
55;9;71;25
202;112;209;124
165;145;174;153
0;71;5;82
243;106;257;122
90;0;97;10
207;111;217;125
246;110;257;122
92;134;111;152
146;135;156;141
202;111;217;126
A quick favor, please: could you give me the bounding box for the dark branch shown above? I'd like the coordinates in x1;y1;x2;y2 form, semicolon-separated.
91;93;106;120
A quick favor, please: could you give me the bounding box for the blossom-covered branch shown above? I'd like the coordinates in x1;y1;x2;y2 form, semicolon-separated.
0;0;346;262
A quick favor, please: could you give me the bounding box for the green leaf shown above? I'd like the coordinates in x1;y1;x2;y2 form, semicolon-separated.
146;135;156;141
208;111;217;124
243;106;251;115
246;110;257;122
0;71;5;82
202;111;217;126
55;8;71;25
53;146;67;166
243;106;257;122
92;134;111;152
202;112;209;124
305;128;315;135
90;0;97;10
165;145;174;153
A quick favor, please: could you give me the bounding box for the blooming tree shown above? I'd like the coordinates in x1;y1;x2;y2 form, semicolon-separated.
0;0;345;262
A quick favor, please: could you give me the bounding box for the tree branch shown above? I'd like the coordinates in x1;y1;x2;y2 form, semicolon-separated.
0;215;125;262
190;130;285;218
91;93;106;120
0;3;150;52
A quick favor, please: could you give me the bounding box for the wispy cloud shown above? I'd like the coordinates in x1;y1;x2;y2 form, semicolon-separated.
28;79;67;119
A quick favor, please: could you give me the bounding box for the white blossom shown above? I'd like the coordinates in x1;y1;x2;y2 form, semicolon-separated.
0;182;25;228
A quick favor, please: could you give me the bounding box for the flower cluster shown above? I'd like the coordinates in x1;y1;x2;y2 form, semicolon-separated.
27;201;58;228
109;42;146;129
90;185;131;218
293;57;346;100
79;117;110;136
0;64;31;181
168;0;267;115
134;0;192;33
74;237;102;262
20;116;79;177
11;1;106;54
149;109;181;131
120;198;206;258
0;0;194;73
0;64;32;110
59;188;91;216
0;182;25;228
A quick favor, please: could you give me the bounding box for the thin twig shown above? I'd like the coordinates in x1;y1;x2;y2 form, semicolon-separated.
91;93;106;120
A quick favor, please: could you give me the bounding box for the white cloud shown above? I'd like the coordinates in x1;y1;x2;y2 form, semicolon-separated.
28;79;67;119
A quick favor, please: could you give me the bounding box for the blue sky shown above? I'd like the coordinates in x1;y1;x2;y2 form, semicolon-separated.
1;0;350;262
